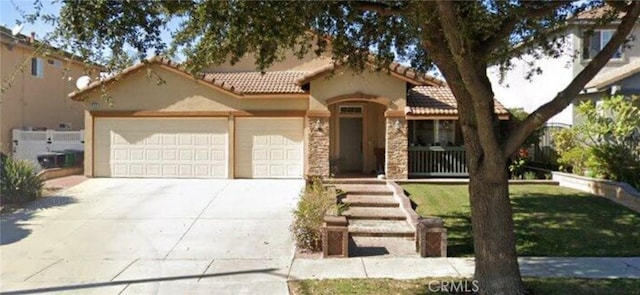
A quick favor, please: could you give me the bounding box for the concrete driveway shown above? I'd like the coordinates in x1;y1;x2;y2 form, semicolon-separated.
0;178;303;294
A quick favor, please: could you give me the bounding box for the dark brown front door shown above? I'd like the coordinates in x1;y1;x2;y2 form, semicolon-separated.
339;117;363;172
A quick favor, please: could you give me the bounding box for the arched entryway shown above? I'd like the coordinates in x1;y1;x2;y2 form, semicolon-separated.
326;93;390;176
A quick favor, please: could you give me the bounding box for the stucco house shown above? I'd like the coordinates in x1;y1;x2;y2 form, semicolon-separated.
69;55;508;179
577;60;640;125
488;5;640;126
0;25;102;154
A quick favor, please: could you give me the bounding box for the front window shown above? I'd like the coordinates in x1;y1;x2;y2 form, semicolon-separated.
582;29;623;60
409;120;458;147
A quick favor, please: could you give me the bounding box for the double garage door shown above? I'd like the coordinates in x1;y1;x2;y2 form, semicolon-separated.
94;117;303;178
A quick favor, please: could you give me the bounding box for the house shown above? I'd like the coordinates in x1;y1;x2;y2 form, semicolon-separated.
488;5;640;126
577;60;640;124
0;25;102;155
68;54;509;179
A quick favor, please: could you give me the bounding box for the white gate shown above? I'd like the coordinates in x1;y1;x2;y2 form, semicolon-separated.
12;129;84;166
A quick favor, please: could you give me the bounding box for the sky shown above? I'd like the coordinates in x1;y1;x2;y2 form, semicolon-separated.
0;0;61;42
0;0;179;60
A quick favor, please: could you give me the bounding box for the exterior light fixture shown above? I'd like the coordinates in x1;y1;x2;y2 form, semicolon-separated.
313;118;323;132
393;119;402;132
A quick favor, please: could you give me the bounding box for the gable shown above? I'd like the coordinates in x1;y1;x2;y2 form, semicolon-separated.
81;64;308;112
309;68;407;110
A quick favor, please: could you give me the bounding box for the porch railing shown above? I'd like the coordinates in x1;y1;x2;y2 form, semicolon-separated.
408;146;468;177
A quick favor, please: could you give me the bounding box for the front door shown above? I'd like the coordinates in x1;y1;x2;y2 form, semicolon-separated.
339;117;363;172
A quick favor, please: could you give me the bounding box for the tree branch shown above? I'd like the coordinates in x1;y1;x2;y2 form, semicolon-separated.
503;1;640;158
435;0;503;163
350;1;408;17
481;1;572;58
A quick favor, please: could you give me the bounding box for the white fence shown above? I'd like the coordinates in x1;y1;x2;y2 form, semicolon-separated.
12;129;84;166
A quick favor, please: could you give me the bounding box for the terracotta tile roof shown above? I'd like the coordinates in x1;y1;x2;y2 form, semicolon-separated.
296;56;445;87
204;71;306;94
407;86;509;117
574;5;626;20
69;56;308;100
70;55;446;100
585;59;640;90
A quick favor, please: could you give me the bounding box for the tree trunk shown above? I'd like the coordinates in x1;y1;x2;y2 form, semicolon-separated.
469;160;525;295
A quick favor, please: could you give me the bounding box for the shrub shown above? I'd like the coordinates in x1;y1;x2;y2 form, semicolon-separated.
553;95;640;188
0;156;44;204
291;178;343;252
509;147;529;179
523;171;537;180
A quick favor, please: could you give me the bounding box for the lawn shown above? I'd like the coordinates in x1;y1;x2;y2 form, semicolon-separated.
288;278;640;295
402;184;640;257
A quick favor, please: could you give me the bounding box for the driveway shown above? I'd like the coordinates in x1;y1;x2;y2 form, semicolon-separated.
0;178;303;294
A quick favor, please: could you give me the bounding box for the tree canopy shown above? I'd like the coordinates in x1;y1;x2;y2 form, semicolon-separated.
19;1;640;294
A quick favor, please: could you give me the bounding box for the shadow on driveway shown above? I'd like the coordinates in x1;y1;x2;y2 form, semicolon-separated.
1;195;77;245
1;268;283;295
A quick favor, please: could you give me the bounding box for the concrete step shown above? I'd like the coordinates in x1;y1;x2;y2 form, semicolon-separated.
342;195;399;207
333;184;392;195
343;207;406;220
326;179;386;185
349;219;415;238
350;236;417;257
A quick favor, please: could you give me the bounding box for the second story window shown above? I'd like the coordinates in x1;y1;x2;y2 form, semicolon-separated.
582;29;623;61
31;58;44;78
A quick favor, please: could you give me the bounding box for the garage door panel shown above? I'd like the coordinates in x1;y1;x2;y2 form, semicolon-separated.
95;118;228;178
235;118;303;178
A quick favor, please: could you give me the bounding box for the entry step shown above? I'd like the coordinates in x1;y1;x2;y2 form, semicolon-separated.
342;195;399;207
343;207;406;220
348;220;415;238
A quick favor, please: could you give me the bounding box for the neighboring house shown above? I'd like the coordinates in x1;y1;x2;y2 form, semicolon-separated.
577;60;640;125
68;55;508;180
488;5;640;125
0;25;101;155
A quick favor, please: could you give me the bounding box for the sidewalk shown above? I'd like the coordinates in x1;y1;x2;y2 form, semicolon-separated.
288;257;640;280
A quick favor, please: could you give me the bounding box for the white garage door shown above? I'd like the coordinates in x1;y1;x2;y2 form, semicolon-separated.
94;117;228;178
235;118;304;178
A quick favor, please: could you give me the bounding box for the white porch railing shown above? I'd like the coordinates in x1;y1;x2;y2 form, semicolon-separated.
12;129;84;166
408;146;468;177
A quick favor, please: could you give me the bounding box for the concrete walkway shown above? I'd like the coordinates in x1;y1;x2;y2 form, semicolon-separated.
289;257;640;280
43;174;88;191
1;178;304;295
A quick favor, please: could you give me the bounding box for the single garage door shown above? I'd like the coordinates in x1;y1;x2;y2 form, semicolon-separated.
94;117;228;178
235;117;304;178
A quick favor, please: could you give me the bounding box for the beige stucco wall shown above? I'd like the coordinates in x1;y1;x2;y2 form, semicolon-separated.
571;25;640;77
80;62;410;178
309;68;406;111
82;64;308;112
207;53;333;72
0;44;90;153
80;64;308;177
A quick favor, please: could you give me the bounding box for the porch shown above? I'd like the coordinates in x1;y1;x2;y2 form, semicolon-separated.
407;119;469;177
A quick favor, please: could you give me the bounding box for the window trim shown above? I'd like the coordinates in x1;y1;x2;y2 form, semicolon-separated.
31;57;44;78
582;29;624;62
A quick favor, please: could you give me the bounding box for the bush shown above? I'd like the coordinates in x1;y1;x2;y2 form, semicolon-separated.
523;171;537;180
553;95;640;188
291;178;343;252
0;156;44;204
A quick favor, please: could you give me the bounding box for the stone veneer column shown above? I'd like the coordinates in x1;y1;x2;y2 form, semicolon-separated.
385;114;408;179
307;114;330;178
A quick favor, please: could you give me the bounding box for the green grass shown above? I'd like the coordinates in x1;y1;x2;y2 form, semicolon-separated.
289;278;640;295
402;184;640;257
